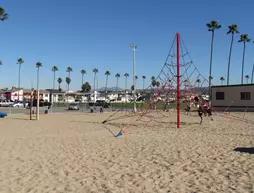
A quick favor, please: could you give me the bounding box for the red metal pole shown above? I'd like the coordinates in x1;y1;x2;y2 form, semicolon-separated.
176;33;181;128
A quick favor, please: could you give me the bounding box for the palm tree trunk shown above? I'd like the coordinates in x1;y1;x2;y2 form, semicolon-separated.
96;76;98;90
116;78;119;91
36;68;40;120
82;74;84;86
251;64;254;83
105;75;108;98
93;73;96;102
125;77;127;91
125;77;127;102
208;31;214;98
143;79;145;90
53;71;56;89
241;42;246;84
18;64;21;101
227;33;234;85
93;73;96;91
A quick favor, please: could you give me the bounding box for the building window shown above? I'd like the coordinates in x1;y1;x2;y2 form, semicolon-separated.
216;92;224;100
240;92;251;100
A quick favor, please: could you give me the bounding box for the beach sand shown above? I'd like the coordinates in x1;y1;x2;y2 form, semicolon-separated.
0;111;253;193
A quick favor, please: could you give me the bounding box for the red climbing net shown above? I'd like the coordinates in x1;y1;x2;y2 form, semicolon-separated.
100;33;253;137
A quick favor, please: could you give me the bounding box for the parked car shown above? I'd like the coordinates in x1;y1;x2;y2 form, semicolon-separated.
28;100;52;108
0;100;14;107
12;101;28;108
68;103;79;110
89;100;110;108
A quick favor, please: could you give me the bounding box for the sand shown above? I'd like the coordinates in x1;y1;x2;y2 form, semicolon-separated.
0;110;253;193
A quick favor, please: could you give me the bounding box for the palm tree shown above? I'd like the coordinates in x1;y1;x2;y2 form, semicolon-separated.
124;73;129;102
17;58;24;101
220;76;225;85
238;34;251;84
226;24;239;85
105;70;110;94
207;20;221;96
0;7;8;21
66;66;73;78
65;66;72;90
142;75;146;90
115;73;120;91
151;76;157;88
124;73;129;91
156;81;160;88
92;68;98;91
57;77;62;90
66;77;71;91
92;68;98;102
183;79;188;92
135;75;138;89
196;79;201;88
245;75;250;84
0;60;2;75
52;65;58;89
80;69;86;85
35;62;42;120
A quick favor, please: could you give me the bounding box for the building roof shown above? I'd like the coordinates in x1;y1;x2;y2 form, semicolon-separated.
46;89;65;94
211;84;254;88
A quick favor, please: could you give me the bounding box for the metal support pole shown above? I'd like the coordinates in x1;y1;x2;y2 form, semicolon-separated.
130;43;137;113
176;33;181;128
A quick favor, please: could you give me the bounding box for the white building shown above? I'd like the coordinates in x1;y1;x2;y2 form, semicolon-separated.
39;90;50;102
47;89;65;103
5;88;24;101
211;84;254;111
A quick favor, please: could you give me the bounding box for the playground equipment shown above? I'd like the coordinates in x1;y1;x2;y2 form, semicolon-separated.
100;32;211;137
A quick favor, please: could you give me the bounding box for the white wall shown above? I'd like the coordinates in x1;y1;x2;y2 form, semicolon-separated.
212;85;254;107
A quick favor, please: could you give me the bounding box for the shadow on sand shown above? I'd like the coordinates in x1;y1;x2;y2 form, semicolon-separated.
234;147;254;154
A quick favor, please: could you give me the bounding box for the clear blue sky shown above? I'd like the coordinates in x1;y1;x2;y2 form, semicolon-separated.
0;0;254;90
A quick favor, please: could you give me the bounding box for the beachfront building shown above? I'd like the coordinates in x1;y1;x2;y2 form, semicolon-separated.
46;89;65;103
0;89;7;100
39;90;50;102
23;89;35;101
5;87;24;101
211;84;254;111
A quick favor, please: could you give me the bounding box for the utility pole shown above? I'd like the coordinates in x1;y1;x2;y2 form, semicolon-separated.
130;43;137;113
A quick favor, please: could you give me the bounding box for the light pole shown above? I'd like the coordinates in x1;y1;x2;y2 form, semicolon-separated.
130;43;137;113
